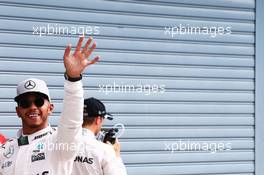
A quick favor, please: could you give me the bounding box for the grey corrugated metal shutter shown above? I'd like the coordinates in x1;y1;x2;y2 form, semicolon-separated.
0;0;255;174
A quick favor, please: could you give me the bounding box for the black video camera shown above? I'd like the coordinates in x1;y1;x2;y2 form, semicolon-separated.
97;128;119;144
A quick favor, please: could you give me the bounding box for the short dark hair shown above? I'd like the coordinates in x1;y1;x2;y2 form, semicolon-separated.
83;117;97;126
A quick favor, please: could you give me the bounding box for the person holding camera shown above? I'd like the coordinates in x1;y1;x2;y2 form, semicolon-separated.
72;97;127;175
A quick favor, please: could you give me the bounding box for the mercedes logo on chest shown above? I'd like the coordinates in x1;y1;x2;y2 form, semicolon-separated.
24;80;36;89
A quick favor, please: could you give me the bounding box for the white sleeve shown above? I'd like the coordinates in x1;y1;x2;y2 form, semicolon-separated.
115;157;127;175
56;80;83;161
102;146;127;175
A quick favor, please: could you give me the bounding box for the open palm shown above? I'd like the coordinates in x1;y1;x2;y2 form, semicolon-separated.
63;36;99;78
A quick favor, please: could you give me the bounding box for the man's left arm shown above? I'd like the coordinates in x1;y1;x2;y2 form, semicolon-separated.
103;140;128;175
57;36;99;160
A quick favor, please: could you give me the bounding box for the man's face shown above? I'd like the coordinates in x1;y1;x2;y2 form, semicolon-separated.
16;93;54;134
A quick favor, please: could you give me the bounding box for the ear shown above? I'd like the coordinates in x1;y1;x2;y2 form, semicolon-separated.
16;106;21;118
48;103;54;115
95;117;101;125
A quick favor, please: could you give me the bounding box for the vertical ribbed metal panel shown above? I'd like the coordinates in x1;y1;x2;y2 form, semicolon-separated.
0;0;255;174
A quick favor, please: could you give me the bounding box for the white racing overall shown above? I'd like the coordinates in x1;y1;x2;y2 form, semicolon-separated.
0;81;83;175
72;128;127;175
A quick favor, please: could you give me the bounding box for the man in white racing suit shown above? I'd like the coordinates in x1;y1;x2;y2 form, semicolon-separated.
72;97;127;175
0;37;99;175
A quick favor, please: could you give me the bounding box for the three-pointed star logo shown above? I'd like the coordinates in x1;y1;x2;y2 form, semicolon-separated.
24;80;36;89
3;145;14;158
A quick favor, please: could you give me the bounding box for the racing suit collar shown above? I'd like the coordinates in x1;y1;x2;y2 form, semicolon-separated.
82;128;96;139
17;124;53;143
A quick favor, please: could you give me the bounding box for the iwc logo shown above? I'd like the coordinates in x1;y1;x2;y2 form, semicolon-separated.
24;80;36;90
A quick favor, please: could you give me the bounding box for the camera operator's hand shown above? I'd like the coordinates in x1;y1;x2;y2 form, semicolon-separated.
63;36;99;78
107;139;121;158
